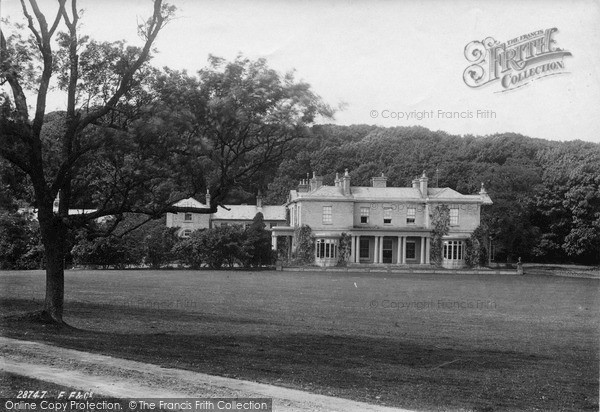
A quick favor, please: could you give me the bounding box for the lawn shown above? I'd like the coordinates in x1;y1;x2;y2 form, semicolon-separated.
1;269;598;411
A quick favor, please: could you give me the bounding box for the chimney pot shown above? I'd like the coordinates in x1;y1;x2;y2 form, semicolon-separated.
479;182;487;194
334;172;341;188
298;179;309;193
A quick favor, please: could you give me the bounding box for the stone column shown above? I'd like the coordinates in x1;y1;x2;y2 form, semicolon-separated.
420;237;426;264
397;236;402;264
272;234;278;251
288;236;293;260
425;237;431;264
401;236;406;264
355;236;360;263
350;235;356;263
379;236;384;263
374;236;379;263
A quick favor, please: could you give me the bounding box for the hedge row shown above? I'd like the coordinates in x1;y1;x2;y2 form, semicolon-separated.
0;211;274;270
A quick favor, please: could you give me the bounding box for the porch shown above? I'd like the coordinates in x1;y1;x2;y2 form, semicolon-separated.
271;227;433;267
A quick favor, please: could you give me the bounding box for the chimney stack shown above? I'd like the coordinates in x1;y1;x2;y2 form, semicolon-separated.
371;173;387;188
419;171;428;198
256;190;263;208
334;172;341;188
342;169;351;196
309;171;323;192
412;178;419;189
205;188;211;206
298;179;309;193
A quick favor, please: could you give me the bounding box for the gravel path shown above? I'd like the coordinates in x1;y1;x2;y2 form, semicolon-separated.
0;337;411;412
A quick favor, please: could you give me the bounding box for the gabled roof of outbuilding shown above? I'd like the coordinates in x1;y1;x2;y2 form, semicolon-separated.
212;205;286;221
172;197;207;208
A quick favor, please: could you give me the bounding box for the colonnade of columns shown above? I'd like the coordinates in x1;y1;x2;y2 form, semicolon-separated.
351;235;430;265
272;233;431;265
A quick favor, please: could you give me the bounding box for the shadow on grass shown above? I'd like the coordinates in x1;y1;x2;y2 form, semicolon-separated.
2;298;598;411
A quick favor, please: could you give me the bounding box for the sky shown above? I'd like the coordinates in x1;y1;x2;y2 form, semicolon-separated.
2;0;600;143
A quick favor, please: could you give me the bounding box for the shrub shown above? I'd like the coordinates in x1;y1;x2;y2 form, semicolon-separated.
174;214;276;269
71;236;132;269
203;225;246;268
465;225;489;267
240;212;276;267
429;204;450;267
294;225;314;265
337;232;352;266
173;230;206;269
143;225;179;268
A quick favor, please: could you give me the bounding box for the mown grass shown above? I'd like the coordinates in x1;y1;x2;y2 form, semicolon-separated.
1;269;598;411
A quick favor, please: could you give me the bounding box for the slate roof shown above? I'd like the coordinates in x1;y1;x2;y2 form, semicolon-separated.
290;185;492;204
173;197;208;208
351;186;422;200
173;197;286;221
212;205;286;221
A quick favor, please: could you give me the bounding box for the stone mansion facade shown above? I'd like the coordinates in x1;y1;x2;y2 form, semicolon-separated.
272;170;492;269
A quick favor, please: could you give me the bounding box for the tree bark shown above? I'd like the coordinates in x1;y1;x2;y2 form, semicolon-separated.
38;205;67;324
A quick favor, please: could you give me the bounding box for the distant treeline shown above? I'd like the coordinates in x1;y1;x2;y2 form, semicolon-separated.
263;125;600;264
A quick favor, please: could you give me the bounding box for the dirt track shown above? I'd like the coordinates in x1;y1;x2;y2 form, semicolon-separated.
0;337;411;412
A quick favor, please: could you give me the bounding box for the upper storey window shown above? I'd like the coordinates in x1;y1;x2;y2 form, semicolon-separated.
322;206;332;224
383;207;392;224
360;207;369;223
407;207;416;224
450;207;459;225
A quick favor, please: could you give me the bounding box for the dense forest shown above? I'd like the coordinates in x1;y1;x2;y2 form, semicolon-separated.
261;125;600;265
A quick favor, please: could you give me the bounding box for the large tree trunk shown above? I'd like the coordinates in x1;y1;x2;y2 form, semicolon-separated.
38;205;67;324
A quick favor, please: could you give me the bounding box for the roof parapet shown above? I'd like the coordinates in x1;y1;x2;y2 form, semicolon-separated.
371;173;387;188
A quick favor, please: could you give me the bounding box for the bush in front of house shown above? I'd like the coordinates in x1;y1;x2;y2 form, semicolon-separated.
293;224;315;265
71;236;136;269
143;226;179;268
173;213;275;269
172;229;207;269
69;212;276;269
240;212;276;267
465;225;489;267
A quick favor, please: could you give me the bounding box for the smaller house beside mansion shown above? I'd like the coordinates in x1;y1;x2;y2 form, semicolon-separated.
166;192;286;237
272;170;492;269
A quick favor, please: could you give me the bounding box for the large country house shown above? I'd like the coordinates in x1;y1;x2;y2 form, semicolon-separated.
166;192;286;237
272;170;492;269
